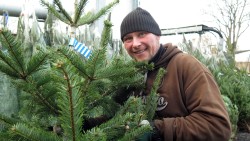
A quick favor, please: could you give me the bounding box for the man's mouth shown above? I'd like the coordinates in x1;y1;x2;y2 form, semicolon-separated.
134;49;146;54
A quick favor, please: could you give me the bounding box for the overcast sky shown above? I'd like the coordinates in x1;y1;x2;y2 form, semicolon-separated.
138;0;250;61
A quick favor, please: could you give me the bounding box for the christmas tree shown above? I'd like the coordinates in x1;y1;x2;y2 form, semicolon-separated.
0;0;164;140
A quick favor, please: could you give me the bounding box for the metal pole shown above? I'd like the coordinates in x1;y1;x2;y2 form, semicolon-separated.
0;0;47;20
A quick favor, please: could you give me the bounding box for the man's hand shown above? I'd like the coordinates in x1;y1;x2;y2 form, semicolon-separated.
136;120;163;141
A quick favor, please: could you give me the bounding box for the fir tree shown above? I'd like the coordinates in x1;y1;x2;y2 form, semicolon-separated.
0;0;165;140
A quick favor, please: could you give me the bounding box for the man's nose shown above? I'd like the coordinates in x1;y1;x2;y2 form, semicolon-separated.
132;37;141;47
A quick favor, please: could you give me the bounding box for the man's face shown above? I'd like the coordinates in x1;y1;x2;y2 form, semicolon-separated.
123;31;160;62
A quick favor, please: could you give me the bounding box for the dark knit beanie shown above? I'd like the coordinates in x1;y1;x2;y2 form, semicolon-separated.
120;7;161;41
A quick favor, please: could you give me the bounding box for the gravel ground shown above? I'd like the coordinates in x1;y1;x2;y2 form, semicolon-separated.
235;132;250;141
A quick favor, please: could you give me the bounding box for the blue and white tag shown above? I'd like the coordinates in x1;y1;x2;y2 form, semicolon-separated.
3;11;9;26
69;38;92;59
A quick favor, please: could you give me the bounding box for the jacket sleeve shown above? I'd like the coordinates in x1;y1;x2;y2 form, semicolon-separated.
154;55;231;141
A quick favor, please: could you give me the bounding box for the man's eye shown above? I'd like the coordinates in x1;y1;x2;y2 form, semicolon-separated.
124;37;132;42
138;32;146;37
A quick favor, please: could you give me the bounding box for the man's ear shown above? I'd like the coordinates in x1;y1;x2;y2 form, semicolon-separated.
156;35;161;40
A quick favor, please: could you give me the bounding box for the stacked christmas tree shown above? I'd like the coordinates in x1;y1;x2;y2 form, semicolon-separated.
0;0;164;140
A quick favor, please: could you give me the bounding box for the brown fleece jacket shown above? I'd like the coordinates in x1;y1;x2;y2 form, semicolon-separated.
146;43;231;141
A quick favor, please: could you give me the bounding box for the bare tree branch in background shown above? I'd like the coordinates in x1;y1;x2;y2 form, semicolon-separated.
206;0;250;66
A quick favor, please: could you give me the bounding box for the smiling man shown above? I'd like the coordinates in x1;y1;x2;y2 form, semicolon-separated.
120;7;231;141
